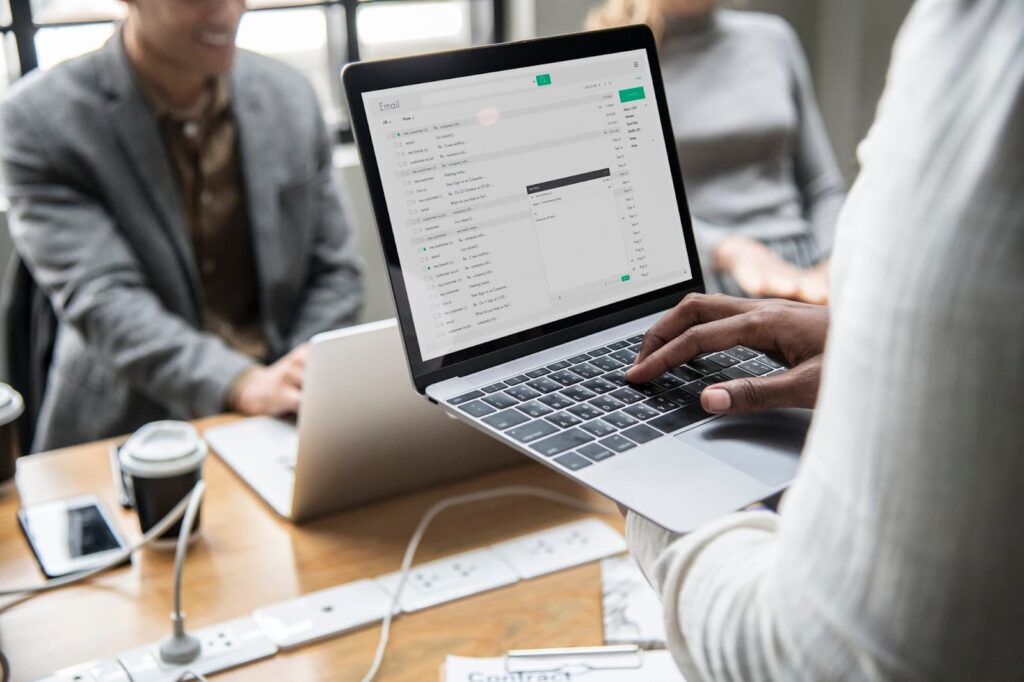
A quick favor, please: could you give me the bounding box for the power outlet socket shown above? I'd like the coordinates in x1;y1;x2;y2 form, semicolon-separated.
40;618;276;682
194;627;241;659
251;578;393;649
113;617;276;682
374;547;519;613
490;518;627;580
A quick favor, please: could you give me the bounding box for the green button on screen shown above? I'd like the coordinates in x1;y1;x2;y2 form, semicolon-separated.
618;87;646;103
536;74;552;86
621;274;631;282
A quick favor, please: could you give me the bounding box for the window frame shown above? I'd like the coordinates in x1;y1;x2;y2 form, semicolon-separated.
2;0;507;141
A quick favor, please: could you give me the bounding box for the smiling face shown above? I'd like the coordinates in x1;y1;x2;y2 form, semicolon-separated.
124;0;246;78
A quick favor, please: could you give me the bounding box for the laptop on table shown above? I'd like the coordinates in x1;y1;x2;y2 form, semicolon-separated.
342;26;810;534
204;319;520;522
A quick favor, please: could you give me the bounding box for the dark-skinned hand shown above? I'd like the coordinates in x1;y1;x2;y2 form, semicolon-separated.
625;294;829;414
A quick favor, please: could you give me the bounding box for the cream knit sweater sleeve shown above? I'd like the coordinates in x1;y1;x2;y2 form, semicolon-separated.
627;1;1024;679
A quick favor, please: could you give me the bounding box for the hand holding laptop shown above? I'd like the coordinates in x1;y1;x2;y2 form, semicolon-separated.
627;294;828;415
343;26;813;532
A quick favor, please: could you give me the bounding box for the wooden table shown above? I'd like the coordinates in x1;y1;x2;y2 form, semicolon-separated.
0;415;623;681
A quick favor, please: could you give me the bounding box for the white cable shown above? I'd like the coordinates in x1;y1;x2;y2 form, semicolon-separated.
172;480;205;624
359;485;616;682
165;479;206;656
176;672;210;682
0;480;206;597
114;656;132;681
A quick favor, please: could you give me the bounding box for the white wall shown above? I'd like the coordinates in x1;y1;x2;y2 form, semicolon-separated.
332;151;396;324
814;0;914;179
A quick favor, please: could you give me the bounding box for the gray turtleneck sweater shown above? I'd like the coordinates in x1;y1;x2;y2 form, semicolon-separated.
660;10;846;273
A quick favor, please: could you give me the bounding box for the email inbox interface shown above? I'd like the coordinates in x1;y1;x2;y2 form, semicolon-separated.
365;50;691;362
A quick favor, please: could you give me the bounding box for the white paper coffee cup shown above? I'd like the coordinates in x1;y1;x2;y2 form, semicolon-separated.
0;383;25;496
119;421;206;550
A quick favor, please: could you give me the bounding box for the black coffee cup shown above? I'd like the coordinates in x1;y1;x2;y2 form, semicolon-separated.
119;421;207;550
0;383;24;496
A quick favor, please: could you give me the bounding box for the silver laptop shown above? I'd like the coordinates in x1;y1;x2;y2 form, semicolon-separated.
204;319;520;522
342;26;809;533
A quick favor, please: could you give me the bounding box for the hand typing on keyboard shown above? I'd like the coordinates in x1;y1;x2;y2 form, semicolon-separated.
626;294;829;415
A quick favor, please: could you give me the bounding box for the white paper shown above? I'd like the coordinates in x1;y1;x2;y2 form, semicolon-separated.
444;650;685;681
601;555;667;648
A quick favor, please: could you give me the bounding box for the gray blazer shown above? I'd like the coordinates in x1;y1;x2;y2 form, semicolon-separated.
0;36;363;451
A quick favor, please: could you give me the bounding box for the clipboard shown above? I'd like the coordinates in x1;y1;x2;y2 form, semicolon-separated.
442;645;686;681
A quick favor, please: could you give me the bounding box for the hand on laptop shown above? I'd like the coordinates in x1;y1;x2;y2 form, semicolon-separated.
716;236;830;305
626;294;828;414
228;343;308;416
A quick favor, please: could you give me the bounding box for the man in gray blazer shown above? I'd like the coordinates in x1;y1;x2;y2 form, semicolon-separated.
0;0;363;451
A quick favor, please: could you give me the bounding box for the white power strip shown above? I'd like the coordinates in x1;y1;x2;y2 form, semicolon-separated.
491;518;627;580
375;547;520;613
38;618;277;682
38;519;625;679
251;519;625;650
252;579;394;649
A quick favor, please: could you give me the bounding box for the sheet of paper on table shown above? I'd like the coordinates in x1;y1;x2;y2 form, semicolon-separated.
443;648;685;681
601;554;667;648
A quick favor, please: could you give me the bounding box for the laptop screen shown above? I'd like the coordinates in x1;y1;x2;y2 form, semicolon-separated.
362;48;692;363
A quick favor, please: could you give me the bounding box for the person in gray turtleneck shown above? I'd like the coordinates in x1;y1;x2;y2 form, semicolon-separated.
587;0;846;304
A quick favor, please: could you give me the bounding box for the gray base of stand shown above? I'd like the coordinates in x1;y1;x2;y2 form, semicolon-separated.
159;633;202;665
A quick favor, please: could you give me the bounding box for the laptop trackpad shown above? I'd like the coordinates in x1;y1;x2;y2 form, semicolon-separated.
677;409;811;487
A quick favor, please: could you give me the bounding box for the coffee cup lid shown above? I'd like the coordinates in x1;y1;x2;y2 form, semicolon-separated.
120;421;207;478
0;383;24;426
